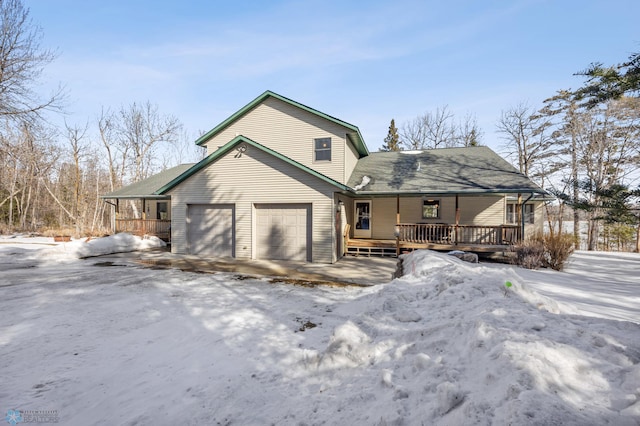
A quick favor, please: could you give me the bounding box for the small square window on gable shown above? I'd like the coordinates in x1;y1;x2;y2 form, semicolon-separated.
422;199;440;219
314;137;331;161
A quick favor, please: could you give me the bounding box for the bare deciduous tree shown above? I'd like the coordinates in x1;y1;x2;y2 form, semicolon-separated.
118;101;182;182
400;105;457;150
456;113;483;147
400;106;483;150
496;103;555;179
0;0;63;124
64;121;89;234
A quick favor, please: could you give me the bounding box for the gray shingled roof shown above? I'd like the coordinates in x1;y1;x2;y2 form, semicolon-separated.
102;164;195;199
347;146;545;195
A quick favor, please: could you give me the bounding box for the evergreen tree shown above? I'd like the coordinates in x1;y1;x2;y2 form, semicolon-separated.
576;52;640;107
569;183;640;252
380;119;400;152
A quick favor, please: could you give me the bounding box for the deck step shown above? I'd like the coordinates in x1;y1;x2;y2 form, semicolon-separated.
346;246;398;257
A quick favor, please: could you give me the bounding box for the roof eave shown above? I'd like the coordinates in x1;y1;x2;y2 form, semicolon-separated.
352;188;550;196
100;194;171;200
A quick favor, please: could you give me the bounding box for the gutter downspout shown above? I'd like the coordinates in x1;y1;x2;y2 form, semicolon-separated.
396;195;400;256
455;194;460;245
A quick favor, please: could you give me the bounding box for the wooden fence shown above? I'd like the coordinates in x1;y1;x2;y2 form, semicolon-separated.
115;219;171;240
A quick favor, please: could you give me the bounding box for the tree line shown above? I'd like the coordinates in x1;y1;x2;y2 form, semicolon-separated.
0;0;203;236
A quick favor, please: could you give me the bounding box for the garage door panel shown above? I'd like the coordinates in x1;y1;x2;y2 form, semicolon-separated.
188;204;234;257
256;204;310;261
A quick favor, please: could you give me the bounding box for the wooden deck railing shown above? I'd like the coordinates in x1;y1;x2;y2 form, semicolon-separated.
396;223;521;246
115;219;171;239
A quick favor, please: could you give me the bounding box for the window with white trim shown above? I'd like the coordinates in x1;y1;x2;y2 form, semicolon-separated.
507;203;534;224
314;137;331;161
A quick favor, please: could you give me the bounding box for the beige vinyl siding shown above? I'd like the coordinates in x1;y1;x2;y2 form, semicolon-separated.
458;196;504;226
205;97;351;184
523;201;544;239
168;145;337;263
533;202;544;233
370;198;396;239
344;137;360;183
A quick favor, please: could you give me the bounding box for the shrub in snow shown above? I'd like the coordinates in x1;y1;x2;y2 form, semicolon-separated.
512;239;546;269
512;232;575;271
541;232;575;271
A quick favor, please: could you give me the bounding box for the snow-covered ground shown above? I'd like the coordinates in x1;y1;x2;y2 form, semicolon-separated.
1;235;639;425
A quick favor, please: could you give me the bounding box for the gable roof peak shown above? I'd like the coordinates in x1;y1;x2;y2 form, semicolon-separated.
194;90;369;157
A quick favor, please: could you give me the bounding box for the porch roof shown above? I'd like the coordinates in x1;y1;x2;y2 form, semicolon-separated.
347;146;547;196
101;164;195;199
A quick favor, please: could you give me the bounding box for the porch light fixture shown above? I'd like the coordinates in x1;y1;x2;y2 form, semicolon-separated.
394;225;400;237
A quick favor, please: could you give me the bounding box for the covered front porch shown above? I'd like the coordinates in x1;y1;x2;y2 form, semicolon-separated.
108;197;172;241
336;193;533;258
101;164;195;242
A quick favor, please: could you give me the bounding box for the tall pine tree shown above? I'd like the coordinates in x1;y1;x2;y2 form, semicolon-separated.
380;119;400;151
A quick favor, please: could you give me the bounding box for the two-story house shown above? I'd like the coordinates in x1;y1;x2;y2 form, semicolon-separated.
103;91;548;263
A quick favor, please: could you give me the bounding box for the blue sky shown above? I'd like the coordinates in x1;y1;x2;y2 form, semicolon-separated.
27;0;640;152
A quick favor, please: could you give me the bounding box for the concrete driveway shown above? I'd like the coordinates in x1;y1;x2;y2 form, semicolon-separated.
95;248;398;286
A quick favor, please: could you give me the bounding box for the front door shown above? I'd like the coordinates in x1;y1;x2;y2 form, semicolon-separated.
354;201;372;238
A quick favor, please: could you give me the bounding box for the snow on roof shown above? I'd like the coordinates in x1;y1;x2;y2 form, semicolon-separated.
353;175;371;191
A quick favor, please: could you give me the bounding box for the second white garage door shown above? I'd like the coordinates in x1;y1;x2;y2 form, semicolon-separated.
187;204;234;257
255;204;311;261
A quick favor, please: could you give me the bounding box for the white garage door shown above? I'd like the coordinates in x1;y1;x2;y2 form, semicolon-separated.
187;204;234;257
256;204;310;261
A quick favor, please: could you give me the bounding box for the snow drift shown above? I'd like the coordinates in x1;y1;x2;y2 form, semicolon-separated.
307;251;640;425
37;233;165;261
1;240;638;425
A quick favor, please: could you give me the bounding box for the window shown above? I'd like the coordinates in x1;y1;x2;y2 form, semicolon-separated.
157;202;168;220
507;203;534;224
422;199;440;219
314;137;331;161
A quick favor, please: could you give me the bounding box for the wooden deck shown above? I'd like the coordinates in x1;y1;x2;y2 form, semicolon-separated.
346;224;519;257
346;238;512;257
